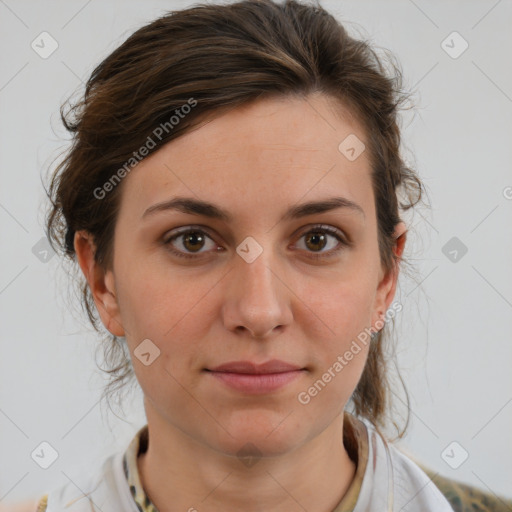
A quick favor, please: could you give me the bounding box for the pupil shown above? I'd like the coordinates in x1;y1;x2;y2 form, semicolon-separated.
184;232;204;252
182;231;328;253
307;232;326;251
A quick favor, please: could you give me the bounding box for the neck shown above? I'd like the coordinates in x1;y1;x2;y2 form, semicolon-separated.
137;404;358;512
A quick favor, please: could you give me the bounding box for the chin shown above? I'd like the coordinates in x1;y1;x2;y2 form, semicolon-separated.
215;414;303;455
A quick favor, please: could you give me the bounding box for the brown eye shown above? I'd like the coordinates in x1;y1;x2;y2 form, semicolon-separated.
163;224;349;262
164;228;218;259
304;231;328;252
181;231;206;252
295;225;349;260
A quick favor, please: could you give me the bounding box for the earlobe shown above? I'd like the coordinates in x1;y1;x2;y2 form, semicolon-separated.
74;230;125;337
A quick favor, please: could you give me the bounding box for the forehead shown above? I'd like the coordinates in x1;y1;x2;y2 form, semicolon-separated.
118;94;374;225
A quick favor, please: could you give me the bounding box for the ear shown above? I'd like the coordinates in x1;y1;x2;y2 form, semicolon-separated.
370;221;407;332
74;230;125;337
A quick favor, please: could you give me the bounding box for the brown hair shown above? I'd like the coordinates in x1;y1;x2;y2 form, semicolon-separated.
44;0;427;439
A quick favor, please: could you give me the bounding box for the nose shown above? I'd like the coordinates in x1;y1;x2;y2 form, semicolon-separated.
221;249;293;339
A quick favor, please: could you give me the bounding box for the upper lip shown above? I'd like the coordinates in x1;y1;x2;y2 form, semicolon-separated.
206;359;305;374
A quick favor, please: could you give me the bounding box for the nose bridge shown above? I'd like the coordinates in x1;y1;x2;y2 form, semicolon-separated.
240;246;277;298
223;235;292;337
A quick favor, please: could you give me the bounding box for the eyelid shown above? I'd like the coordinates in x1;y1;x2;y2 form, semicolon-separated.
298;224;350;243
163;223;350;242
162;224;217;245
162;223;351;259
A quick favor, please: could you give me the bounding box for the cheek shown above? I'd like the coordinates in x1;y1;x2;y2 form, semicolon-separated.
297;336;370;423
300;282;374;398
301;274;376;341
115;262;210;340
116;270;218;391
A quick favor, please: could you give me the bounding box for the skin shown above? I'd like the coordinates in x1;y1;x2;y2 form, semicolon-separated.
0;501;39;512
75;92;406;512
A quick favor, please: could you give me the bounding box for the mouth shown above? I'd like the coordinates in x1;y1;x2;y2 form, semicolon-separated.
203;360;307;394
204;370;306;394
205;359;306;374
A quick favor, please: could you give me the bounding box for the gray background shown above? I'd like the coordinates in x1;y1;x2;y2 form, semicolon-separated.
1;0;511;505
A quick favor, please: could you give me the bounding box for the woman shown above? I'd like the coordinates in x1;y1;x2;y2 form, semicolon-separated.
35;0;510;510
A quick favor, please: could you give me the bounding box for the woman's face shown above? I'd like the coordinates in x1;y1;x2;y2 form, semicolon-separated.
78;93;405;457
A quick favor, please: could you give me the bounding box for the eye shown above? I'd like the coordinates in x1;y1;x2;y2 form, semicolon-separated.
162;224;350;260
294;224;349;260
163;226;219;260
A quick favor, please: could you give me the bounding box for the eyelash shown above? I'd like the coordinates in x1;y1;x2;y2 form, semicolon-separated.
162;224;350;261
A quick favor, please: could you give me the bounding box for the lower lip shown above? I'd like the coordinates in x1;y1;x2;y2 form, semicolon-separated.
205;370;305;394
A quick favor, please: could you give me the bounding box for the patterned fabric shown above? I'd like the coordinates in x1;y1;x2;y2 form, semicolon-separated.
416;465;512;512
123;423;158;512
34;413;512;511
35;494;48;512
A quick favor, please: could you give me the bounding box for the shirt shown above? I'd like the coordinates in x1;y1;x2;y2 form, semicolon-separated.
36;411;512;511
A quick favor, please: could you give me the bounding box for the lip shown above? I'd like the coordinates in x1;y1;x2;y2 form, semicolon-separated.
204;359;307;394
206;359;305;374
205;370;306;394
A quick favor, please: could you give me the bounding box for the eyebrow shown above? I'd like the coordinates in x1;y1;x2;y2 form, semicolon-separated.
141;196;365;222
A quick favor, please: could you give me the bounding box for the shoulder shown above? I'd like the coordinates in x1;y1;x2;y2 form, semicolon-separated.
417;462;512;512
383;441;456;510
35;451;138;512
362;423;512;512
350;416;455;511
